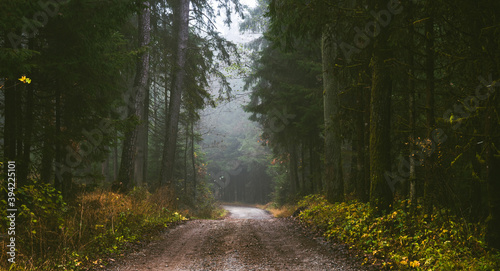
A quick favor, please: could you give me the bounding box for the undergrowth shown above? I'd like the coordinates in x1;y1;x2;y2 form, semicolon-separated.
177;183;226;219
297;194;500;270
0;183;188;270
256;202;295;218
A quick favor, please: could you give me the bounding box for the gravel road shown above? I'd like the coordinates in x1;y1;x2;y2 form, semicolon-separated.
108;205;373;271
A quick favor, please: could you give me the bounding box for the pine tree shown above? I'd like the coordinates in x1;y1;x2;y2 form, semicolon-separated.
116;2;151;192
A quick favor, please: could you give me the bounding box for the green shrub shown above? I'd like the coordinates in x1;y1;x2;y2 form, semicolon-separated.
0;182;67;267
0;184;187;271
297;195;500;270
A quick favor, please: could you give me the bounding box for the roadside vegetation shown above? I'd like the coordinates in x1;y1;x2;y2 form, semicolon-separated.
256;203;295;218
243;0;500;259
293;195;500;270
0;182;223;271
1;0;241;269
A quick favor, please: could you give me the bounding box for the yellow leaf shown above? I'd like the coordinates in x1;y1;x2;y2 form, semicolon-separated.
18;76;31;84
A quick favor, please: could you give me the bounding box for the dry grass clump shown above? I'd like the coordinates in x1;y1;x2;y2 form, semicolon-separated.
256;203;296;218
77;190;134;235
0;185;185;271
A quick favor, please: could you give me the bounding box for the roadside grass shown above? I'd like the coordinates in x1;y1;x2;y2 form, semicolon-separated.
213;207;229;219
0;183;188;271
296;194;500;270
256;202;296;218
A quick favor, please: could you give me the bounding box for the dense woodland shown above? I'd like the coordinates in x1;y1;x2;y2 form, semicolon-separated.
1;0;500;269
1;0;244;198
1;0;246;267
242;0;500;251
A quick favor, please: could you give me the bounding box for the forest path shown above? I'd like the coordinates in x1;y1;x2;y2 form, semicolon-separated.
108;205;372;271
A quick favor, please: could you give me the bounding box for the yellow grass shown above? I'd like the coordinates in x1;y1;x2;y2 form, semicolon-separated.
256;203;297;218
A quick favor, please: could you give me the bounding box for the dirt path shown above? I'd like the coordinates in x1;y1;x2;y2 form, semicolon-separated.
108;206;373;271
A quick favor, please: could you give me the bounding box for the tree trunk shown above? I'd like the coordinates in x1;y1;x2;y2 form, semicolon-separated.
363;76;371;203
144;85;150;185
40;138;54;184
102;151;110;184
61;147;73;197
308;141;315;193
300;143;307;194
289;142;300;195
18;39;36;186
369;8;393;211
113;133;118;182
135;84;150;187
134;122;146;187
311;139;322;193
159;0;190;188
4;78;17;162
322;25;344;203
54;87;62;192
134;105;148;187
191;121;197;199
18;84;35;186
423;15;436;215
116;2;150;192
469;144;482;222
355;81;366;201
16;81;24;164
407;0;417;210
184;123;189;194
3;32;17;162
485;89;500;250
